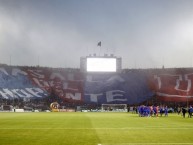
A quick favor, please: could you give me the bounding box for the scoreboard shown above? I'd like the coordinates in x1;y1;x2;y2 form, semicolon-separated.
80;54;122;73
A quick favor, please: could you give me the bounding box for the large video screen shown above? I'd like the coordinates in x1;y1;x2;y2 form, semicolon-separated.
87;58;116;72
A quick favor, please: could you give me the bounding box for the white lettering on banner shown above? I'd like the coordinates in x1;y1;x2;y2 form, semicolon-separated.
25;88;45;98
0;88;46;99
28;70;45;79
0;89;12;99
48;81;54;87
50;73;65;80
86;90;127;103
175;74;192;92
154;75;161;89
33;78;44;87
66;93;81;100
27;70;82;92
106;90;127;102
89;93;103;102
44;81;50;87
12;89;25;98
154;74;193;93
12;68;27;76
11;89;35;98
0;68;9;75
20;89;33;98
28;70;48;88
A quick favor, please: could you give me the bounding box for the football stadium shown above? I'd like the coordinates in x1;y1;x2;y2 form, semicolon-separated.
1;0;193;145
0;55;193;145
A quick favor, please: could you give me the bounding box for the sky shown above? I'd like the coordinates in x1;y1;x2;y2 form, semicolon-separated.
0;0;193;69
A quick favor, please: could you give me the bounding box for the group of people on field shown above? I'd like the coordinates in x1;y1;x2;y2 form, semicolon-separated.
136;105;193;118
179;106;193;118
137;105;168;117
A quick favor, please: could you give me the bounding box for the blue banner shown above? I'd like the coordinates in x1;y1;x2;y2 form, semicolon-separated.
84;72;154;105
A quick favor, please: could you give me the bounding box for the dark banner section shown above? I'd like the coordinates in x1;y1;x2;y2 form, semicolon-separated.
26;68;84;103
84;72;154;105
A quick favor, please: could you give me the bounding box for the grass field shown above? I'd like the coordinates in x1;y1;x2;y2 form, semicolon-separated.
0;112;193;145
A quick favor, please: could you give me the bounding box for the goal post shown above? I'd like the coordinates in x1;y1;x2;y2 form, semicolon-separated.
101;104;127;112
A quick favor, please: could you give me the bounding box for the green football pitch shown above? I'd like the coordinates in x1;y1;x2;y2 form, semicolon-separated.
0;112;192;145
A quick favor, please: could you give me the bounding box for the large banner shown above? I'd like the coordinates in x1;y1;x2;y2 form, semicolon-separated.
26;68;84;103
0;67;84;102
1;66;193;104
153;73;193;102
0;67;47;100
84;72;154;105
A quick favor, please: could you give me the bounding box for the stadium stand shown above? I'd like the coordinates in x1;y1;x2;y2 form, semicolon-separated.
0;65;193;111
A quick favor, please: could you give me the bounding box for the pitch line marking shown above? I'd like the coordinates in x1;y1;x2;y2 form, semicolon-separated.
0;127;193;130
100;143;193;145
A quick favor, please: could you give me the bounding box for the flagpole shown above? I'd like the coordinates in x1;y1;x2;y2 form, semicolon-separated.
97;41;102;56
99;45;101;56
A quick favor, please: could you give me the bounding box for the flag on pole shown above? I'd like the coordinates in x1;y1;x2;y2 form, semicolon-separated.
97;41;101;47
